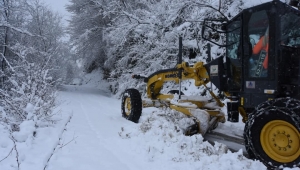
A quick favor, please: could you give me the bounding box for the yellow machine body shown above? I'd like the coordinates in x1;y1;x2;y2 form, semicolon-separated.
138;61;231;135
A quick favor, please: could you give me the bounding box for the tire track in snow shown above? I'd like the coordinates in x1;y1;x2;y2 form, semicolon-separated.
79;95;134;170
49;89;131;170
84;93;121;118
76;93;146;170
77;97;131;170
51;87;151;170
79;102;106;141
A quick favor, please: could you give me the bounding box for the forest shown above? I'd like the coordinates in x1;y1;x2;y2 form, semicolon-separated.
0;0;244;127
66;0;246;97
0;0;247;128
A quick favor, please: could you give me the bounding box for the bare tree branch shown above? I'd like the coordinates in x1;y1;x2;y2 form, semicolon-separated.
43;113;73;170
59;136;78;149
10;136;20;170
0;147;13;163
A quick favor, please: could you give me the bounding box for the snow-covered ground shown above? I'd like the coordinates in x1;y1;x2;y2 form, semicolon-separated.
0;72;298;170
49;85;266;170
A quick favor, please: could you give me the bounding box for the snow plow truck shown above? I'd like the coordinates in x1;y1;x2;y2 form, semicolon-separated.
121;0;300;168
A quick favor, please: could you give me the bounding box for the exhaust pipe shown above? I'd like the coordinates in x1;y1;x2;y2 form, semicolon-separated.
178;37;183;99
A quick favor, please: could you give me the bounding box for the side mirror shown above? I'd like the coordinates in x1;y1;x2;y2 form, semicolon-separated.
210;32;220;40
201;19;228;47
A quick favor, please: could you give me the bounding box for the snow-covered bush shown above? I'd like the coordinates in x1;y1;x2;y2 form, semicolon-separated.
0;0;67;129
0;46;58;127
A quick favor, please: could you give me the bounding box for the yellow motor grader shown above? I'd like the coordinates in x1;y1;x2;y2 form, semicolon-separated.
121;0;300;168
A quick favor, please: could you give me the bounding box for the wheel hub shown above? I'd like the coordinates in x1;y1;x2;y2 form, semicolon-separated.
261;120;300;163
274;133;289;147
125;97;131;116
271;129;293;155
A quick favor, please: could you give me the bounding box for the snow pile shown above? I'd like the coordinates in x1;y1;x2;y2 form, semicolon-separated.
0;123;15;170
0;112;72;170
118;107;266;169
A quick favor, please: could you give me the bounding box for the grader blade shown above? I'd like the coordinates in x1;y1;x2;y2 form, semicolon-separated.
204;131;248;157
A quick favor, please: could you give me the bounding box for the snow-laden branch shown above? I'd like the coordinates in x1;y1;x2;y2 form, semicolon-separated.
121;11;152;25
0;53;15;72
0;22;43;39
182;1;229;21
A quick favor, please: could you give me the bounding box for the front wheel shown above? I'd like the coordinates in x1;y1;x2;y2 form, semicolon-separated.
244;98;300;169
121;88;142;123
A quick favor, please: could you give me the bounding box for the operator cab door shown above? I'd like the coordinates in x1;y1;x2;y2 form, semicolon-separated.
242;3;277;108
226;14;242;93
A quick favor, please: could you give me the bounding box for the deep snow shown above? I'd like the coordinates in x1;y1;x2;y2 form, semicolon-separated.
47;85;268;170
1;0;300;169
0;70;299;170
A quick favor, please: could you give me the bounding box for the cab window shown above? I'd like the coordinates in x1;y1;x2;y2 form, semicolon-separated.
248;10;269;78
226;17;241;60
280;12;300;47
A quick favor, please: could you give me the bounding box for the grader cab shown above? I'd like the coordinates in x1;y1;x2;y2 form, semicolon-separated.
121;0;300;168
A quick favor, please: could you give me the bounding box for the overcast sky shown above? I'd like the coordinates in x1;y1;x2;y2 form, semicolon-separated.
42;0;70;25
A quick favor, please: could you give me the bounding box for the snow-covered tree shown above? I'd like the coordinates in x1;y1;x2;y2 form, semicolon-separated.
104;0;244;95
67;0;244;95
66;0;110;73
0;0;68;127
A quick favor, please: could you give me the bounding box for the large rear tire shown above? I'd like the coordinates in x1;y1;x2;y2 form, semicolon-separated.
244;98;300;169
121;88;142;123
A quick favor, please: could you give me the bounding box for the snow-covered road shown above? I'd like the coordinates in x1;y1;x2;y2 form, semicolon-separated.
3;84;300;170
46;85;268;170
48;86;139;170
